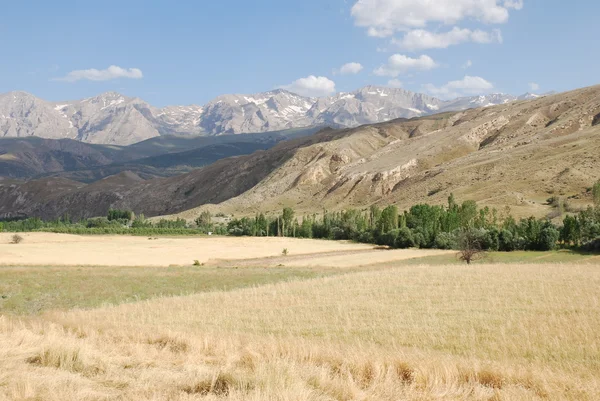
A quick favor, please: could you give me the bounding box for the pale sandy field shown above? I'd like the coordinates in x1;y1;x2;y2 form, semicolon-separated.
0;233;449;267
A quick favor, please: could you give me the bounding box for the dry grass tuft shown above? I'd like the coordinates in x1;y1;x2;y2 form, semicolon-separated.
27;346;85;373
26;343;105;377
394;361;415;384
181;372;250;396
476;368;506;389
147;334;190;353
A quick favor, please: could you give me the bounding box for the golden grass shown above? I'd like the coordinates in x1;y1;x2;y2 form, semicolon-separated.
0;233;375;267
1;263;599;400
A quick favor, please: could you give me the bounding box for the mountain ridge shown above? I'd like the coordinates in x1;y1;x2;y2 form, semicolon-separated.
1;84;598;221
0;86;548;145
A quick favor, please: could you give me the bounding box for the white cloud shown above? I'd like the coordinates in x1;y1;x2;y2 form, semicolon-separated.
280;75;336;97
54;65;143;82
351;0;523;38
529;82;540;91
423;75;494;98
393;27;502;50
504;0;524;10
387;79;404;88
336;62;364;75
374;54;437;77
463;60;473;69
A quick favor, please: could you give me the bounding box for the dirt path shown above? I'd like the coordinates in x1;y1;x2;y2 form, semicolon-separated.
208;248;453;268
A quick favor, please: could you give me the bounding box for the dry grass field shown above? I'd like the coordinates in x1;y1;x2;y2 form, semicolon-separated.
0;233;377;267
0;235;599;400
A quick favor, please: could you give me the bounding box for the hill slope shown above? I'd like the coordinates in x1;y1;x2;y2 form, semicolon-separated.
1;85;599;220
0;127;319;182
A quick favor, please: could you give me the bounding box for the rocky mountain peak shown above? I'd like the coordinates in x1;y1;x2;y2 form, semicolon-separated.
0;86;559;145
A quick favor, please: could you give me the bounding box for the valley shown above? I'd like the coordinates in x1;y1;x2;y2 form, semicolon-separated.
1;85;598;221
5;2;600;400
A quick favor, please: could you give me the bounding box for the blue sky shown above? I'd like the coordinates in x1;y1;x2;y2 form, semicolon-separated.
1;0;598;106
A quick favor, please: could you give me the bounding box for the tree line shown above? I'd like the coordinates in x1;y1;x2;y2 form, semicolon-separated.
2;182;599;252
225;183;600;253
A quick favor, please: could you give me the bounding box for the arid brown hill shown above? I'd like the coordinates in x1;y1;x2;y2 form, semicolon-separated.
2;85;599;220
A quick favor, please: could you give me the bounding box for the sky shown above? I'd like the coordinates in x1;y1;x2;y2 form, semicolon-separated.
1;0;599;106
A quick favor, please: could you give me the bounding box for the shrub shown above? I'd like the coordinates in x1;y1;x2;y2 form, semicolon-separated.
282;248;289;256
107;209;133;221
481;228;500;251
11;234;23;244
376;229;399;248
193;260;201;266
355;230;375;245
434;231;456;250
498;229;515;251
195;211;213;232
395;227;415;248
86;217;120;228
228;227;244;236
538;225;560;251
412;232;426;249
582;237;600;252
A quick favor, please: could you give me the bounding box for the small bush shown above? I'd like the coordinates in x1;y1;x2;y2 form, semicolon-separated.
282;248;289;256
395;227;415;248
193;260;201;266
11;234;23;244
434;231;456;250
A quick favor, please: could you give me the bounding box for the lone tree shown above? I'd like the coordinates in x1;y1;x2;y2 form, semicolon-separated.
457;228;484;265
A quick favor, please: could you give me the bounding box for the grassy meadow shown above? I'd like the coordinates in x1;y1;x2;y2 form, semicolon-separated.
0;265;357;315
0;244;599;400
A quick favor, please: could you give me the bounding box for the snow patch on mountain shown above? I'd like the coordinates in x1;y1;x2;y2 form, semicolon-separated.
0;87;551;145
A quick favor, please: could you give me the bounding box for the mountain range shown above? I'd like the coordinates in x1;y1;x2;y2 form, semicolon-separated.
0;87;548;146
1;84;598;221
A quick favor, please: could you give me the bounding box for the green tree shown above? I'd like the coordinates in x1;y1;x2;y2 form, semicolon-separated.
561;215;580;246
195;211;213;232
255;213;268;236
538;224;560;251
282;207;295;236
395;227;415;248
459;200;478;228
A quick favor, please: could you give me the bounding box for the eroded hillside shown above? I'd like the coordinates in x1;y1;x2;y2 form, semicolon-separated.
2;85;599;220
186;85;600;218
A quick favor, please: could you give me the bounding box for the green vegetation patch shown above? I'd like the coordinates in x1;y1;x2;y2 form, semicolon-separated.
0;265;350;315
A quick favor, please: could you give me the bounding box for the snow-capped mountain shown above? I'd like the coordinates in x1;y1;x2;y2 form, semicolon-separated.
0;88;549;145
199;90;314;135
439;93;517;112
